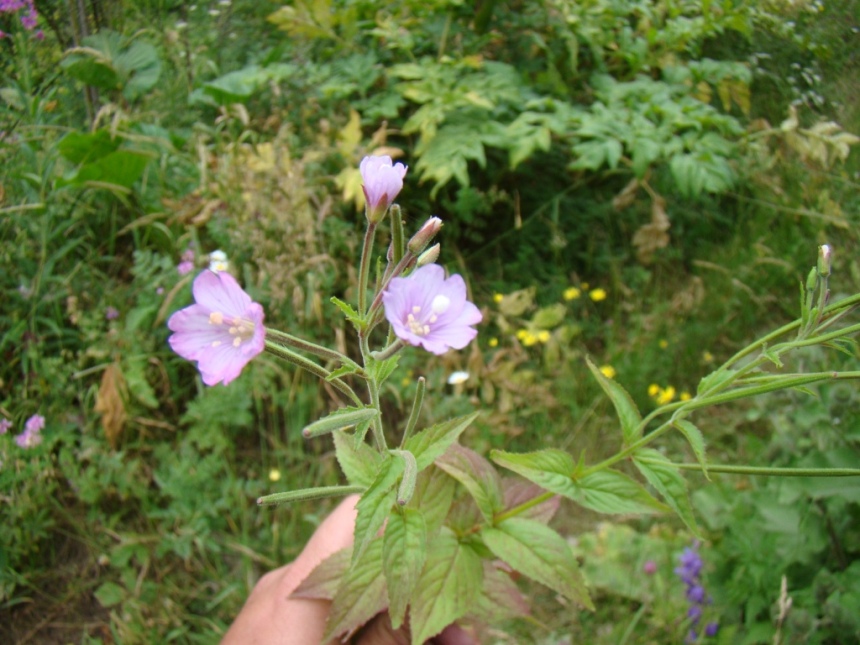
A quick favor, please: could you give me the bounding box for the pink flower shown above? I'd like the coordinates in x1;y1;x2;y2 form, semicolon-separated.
177;261;194;275
24;414;44;433
14;414;44;448
382;264;482;355
105;306;120;320
167;270;265;385
0;418;11;434
360;155;407;222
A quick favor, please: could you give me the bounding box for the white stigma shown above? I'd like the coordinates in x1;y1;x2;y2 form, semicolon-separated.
431;295;450;315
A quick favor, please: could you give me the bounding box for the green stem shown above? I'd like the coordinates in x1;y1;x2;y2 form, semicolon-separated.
400;377;426;448
492;491;555;525
390;204;404;267
264;340;362;406
265;328;360;370
257;485;365;506
640;460;860;477
359;333;387;453
371;339;405;362
358;222;378;315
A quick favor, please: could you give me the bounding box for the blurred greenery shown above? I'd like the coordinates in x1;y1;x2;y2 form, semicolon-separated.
0;0;858;642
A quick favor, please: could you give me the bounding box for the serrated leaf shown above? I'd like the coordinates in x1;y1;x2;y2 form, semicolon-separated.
404;412;480;471
482;518;593;609
323;538;388;642
491;450;668;515
673;420;709;480
633;449;700;536
410;529;482;645
408;467;456;536
366;353;400;387
383;508;427;629
353;456;404;564
586;356;642;445
570;470;670;515
331;296;364;329
472;562;531;623
436;444;503;523
326;364;361;382
292;547;351;600
333;430;382;488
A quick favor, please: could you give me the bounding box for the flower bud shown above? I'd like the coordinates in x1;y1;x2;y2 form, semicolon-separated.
407;217;443;255
360;155;407;223
817;244;832;277
416;243;440;267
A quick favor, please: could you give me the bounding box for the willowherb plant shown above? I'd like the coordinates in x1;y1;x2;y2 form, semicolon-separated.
167;157;860;643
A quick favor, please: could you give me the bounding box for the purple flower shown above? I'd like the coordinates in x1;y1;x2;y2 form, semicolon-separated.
0;418;11;434
705;622;719;637
643;560;657;575
105;306;120;320
383;264;482;355
360;155;407;222
14;415;44;449
686;584;706;603
167;270;265;385
177;260;194;275
24;414;45;433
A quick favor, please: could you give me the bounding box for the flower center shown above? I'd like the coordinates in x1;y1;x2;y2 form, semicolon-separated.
405;297;450;337
209;311;255;347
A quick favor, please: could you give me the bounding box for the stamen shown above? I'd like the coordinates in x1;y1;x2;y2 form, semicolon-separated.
229;326;239;335
209;312;224;325
233;337;242;347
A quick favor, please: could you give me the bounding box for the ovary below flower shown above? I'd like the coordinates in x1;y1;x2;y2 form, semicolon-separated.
382;264;482;355
167;271;265;385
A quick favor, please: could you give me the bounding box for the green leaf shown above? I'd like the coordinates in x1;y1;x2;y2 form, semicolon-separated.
502;478;560;524
570;470;670;515
472;563;530;623
333;430;382;488
491;448;577;494
57;129;120;164
491;450;668;515
94;581;125;608
293;547;350;600
673;420;709;480
61;149;152;189
408;467;456;537
586;356;642;445
383;508;428;629
323;538;388;642
404;412;481;471
257;485;363;506
326;364;361;382
436;444;503;523
633;449;700;535
330;296;364;329
365;353;400;388
410;529;483;645
353;456;404;564
482;518;593;609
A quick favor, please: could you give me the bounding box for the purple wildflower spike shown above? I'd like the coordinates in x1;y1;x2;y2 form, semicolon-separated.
167;270;265;385
383;264;482;355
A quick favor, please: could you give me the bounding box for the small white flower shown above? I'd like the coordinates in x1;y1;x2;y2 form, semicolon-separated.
209;250;229;273
447;371;470;385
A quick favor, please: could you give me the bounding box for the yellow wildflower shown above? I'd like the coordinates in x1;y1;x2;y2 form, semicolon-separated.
680;391;692;401
648;383;661;397
522;332;538;347
589;288;607;302
516;329;528;341
537;330;551;343
702;350;714;363
488;337;499;348
493;293;504;304
563;287;581;301
656;386;676;405
599;365;616;379
268;468;282;482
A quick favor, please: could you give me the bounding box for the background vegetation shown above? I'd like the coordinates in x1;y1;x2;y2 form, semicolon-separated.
1;0;858;642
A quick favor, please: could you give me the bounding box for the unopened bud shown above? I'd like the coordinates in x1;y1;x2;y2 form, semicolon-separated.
416;243;440;267
817;244;832;277
407;217;443;255
806;267;818;293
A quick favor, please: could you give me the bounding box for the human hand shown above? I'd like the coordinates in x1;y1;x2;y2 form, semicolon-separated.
221;495;477;644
